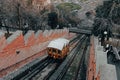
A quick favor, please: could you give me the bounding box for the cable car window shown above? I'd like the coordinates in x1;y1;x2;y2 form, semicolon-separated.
58;50;61;54
53;49;56;53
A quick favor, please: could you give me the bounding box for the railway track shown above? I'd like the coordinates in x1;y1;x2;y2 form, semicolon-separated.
3;35;81;80
34;35;87;80
75;37;89;80
63;37;88;80
19;57;53;80
48;35;89;80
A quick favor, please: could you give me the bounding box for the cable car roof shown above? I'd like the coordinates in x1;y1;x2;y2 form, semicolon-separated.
47;38;69;51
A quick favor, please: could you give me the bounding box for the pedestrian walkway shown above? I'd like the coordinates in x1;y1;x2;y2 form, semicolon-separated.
94;37;117;80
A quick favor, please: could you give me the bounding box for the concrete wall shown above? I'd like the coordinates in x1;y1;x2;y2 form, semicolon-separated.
0;29;76;71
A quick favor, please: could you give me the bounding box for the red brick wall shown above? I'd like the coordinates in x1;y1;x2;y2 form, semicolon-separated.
3;34;24;51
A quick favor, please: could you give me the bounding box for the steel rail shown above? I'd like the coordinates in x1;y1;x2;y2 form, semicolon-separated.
74;37;89;80
20;58;53;80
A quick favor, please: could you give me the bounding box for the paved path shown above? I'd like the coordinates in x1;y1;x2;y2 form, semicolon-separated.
94;37;117;80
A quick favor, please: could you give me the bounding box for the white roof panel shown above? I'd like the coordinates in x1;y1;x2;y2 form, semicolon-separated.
47;38;69;50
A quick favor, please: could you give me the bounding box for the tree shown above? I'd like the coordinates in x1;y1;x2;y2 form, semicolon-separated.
48;12;58;29
0;0;10;34
95;0;120;24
